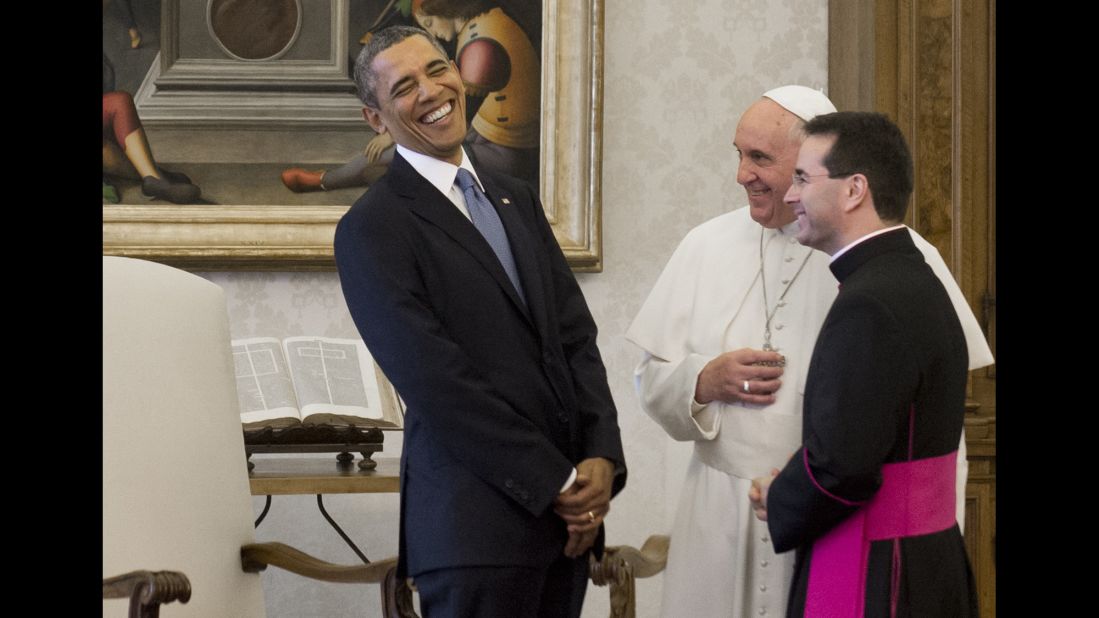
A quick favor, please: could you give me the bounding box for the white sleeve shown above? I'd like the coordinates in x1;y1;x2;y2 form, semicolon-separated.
634;352;721;442
905;228;994;370
956;430;968;532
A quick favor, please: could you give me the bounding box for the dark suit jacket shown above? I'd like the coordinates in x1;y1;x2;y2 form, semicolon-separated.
334;152;626;577
766;228;976;616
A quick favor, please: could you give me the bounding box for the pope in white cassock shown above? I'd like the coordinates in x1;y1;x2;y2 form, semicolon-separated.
625;85;994;618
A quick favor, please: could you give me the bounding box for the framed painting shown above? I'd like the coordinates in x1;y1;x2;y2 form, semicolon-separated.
102;0;605;271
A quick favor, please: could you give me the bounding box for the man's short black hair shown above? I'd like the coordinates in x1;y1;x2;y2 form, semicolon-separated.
353;25;448;109
803;111;914;223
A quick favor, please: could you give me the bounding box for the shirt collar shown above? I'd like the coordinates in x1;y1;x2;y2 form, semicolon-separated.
397;144;483;196
830;224;906;263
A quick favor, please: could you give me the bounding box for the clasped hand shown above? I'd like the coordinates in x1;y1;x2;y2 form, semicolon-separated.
554;457;614;558
748;468;780;522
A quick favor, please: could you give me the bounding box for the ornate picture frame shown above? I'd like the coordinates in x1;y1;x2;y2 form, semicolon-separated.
102;0;604;271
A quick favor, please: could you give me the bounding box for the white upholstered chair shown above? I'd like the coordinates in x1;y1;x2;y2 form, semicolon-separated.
102;256;402;617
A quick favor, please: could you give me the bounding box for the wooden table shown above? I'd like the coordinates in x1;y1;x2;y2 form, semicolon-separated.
248;456;400;564
248;456;400;496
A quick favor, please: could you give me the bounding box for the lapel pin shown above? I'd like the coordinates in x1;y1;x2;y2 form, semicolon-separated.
501;198;511;204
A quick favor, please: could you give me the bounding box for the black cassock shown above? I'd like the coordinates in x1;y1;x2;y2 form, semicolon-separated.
766;228;978;617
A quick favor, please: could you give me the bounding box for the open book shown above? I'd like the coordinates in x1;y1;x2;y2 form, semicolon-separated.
231;336;403;434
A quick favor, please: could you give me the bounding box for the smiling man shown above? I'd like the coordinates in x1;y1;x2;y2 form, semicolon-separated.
333;26;626;618
626;88;992;617
750;111;978;617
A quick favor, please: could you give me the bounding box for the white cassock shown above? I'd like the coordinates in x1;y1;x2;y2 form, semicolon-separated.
625;207;994;618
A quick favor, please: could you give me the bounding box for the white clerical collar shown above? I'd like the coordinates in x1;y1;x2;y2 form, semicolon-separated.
397;144;484;196
830;224;906;263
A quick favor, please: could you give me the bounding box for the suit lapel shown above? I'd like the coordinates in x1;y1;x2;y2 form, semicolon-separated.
480;173;549;336
481;174;573;408
386;154;534;325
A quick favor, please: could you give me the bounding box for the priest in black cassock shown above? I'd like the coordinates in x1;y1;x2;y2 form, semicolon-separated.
748;111;978;617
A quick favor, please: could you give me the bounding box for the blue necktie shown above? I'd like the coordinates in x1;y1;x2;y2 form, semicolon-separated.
454;168;526;303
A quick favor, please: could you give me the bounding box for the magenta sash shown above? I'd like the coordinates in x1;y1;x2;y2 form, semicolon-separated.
803;450;957;617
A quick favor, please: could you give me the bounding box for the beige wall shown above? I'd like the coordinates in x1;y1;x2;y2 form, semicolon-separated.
201;0;827;615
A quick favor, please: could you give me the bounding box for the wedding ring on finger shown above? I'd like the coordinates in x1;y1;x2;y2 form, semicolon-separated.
587;511;596;523
743;380;751;393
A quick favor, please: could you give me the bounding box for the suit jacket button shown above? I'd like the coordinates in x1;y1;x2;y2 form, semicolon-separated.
505;479;515;489
557;412;569;423
519;490;529;501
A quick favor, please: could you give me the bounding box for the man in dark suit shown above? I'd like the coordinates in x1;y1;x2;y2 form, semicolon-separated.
334;26;626;618
748;112;978;617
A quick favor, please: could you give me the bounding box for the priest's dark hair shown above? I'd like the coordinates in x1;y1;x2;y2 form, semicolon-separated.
803;112;914;223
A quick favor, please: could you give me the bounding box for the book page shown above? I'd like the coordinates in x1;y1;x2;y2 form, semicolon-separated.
282;337;386;423
231;337;301;424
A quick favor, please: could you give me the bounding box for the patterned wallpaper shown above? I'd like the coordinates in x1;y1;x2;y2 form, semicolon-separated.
200;1;827;615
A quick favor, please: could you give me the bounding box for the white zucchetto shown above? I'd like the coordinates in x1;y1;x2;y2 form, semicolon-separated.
762;85;837;122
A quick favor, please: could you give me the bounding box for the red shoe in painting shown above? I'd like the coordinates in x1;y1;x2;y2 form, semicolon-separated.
281;168;326;192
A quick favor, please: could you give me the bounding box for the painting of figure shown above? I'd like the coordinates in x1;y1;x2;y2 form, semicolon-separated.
103;0;543;207
282;0;542;193
103;59;203;204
